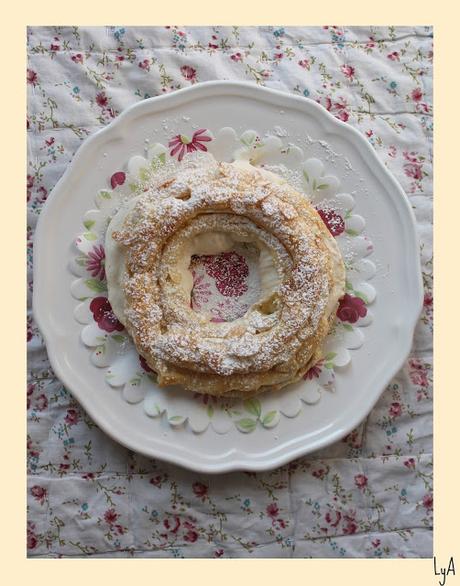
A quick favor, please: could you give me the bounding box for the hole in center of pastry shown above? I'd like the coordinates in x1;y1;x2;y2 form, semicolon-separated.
184;231;279;323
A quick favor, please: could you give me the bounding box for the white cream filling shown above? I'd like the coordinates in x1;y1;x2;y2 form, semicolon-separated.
105;195;142;326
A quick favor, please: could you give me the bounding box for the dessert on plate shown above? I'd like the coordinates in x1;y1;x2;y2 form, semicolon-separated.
105;152;345;397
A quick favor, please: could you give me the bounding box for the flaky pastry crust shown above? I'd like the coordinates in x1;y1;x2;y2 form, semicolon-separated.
106;153;345;397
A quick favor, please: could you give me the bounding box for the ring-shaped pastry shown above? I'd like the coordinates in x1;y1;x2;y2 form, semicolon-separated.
106;153;345;397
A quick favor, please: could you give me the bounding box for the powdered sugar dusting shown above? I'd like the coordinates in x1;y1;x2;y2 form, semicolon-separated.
106;151;345;394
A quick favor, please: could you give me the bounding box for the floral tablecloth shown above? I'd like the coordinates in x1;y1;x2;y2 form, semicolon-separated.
27;26;433;558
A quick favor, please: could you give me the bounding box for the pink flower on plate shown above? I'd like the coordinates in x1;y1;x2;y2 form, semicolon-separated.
90;297;124;333
336;294;367;323
231;52;243;62
303;360;323;380
387;51;400;61
316;207;345;237
341;64;355;79
86;244;105;281
71;53;83;64
110;171;126;189
180;65;197;82
169;129;212;162
27;69;38;86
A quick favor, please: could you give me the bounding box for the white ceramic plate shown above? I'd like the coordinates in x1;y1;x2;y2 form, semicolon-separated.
33;81;423;473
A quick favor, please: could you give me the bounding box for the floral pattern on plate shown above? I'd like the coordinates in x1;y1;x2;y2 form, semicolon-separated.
70;126;377;433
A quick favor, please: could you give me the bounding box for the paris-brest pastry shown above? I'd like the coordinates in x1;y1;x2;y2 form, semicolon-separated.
105;152;345;398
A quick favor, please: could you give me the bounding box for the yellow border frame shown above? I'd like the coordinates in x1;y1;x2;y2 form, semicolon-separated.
3;4;453;583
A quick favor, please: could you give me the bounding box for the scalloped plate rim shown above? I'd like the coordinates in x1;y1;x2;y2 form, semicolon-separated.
32;81;424;473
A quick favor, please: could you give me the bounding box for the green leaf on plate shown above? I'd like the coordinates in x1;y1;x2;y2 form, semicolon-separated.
169;416;185;423
99;190;112;200
262;411;278;427
85;278;107;293
84;232;97;241
207;405;214;418
342;323;354;331
316;183;329;190
112;334;125;343
83;220;95;231
353;291;369;304
235;418;257;433
346;228;360;236
243;398;261;418
75;255;87;267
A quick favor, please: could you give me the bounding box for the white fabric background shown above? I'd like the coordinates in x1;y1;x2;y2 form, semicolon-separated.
27;26;433;558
